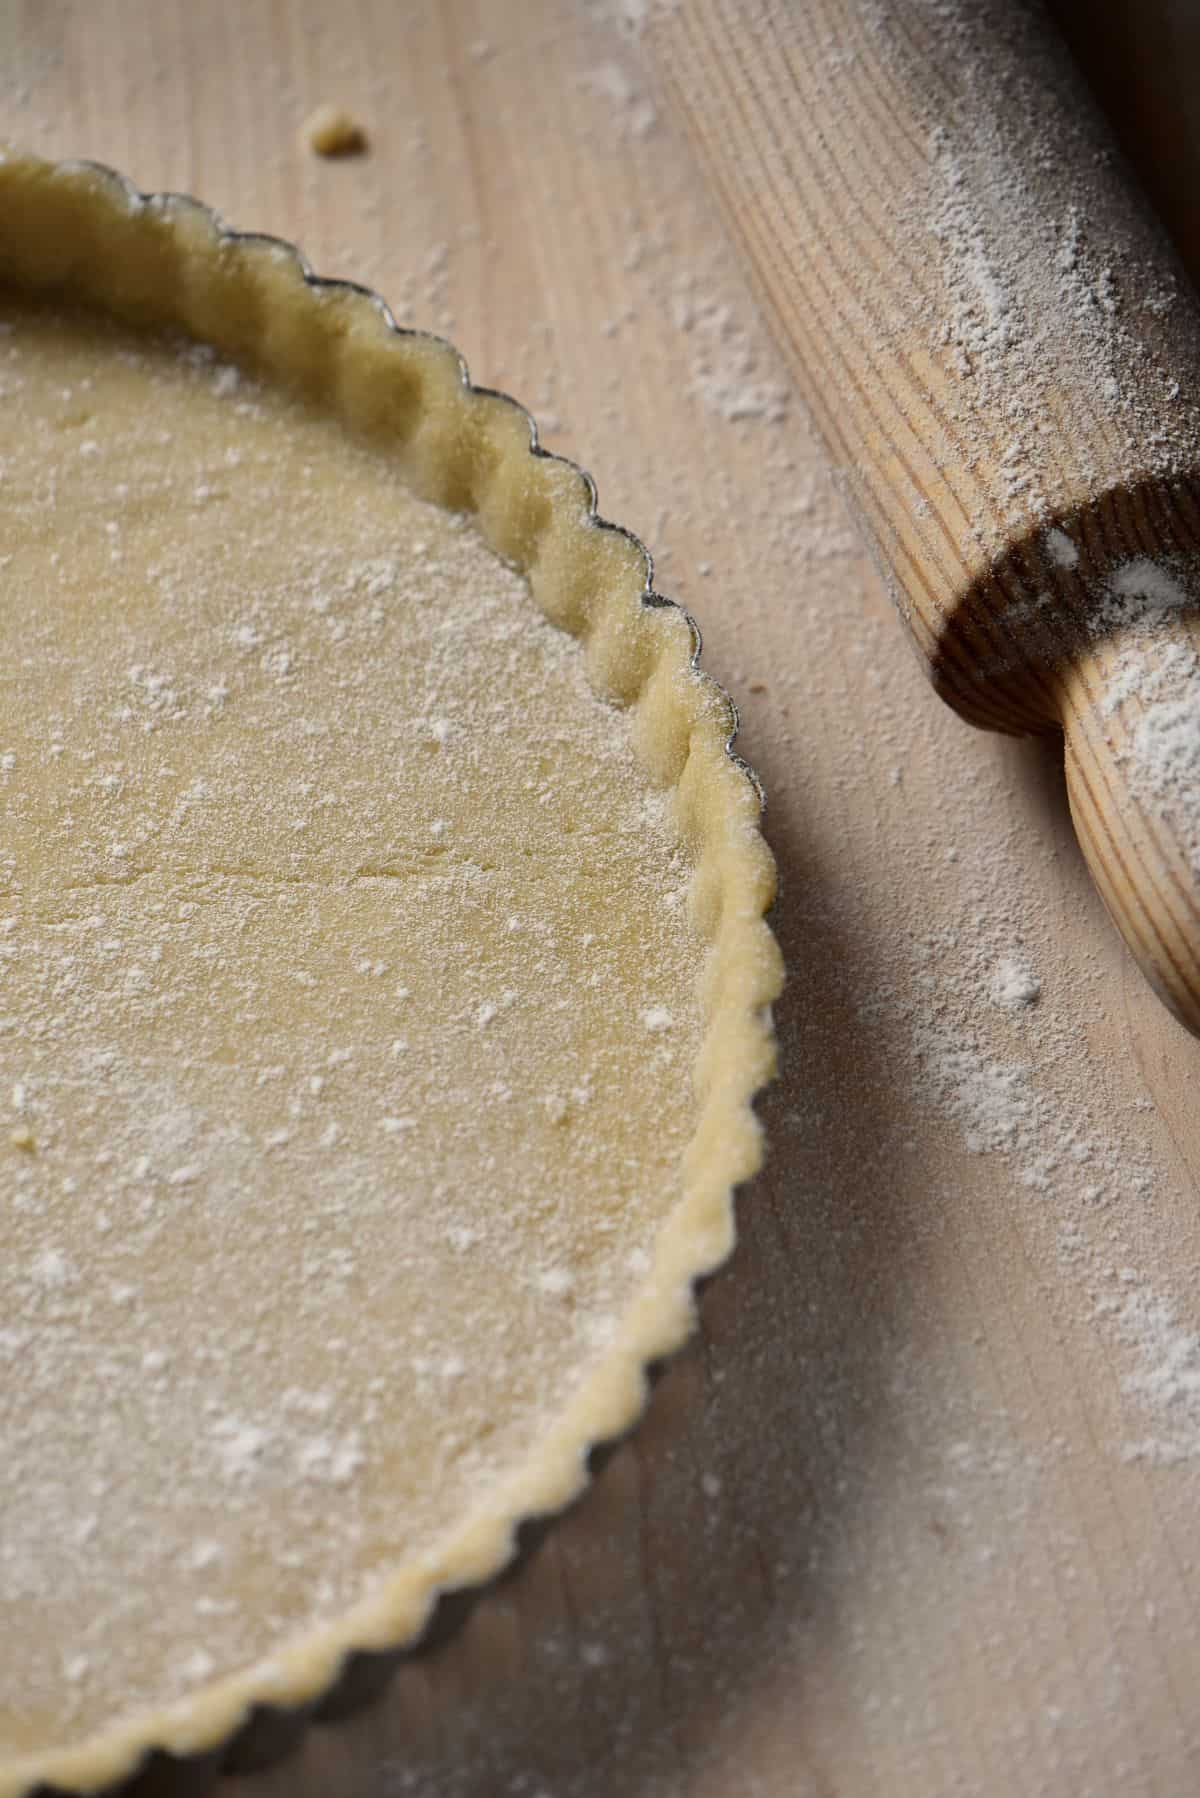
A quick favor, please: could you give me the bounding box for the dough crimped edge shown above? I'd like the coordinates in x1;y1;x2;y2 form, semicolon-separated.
0;149;783;1798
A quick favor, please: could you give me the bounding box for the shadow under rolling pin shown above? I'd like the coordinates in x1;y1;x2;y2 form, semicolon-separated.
652;0;1200;1037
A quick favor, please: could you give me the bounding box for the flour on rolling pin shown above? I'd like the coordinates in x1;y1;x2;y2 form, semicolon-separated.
1089;556;1200;876
897;0;1200;1024
903;0;1200;977
924;111;1189;523
653;0;1200;1033
869;0;1200;549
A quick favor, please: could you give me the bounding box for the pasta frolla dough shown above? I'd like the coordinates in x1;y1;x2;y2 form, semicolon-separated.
0;298;704;1748
0;153;780;1797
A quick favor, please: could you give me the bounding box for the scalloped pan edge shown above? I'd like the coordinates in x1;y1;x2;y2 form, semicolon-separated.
0;150;783;1798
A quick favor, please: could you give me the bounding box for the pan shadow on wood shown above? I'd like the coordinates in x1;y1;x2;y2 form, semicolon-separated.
215;779;926;1798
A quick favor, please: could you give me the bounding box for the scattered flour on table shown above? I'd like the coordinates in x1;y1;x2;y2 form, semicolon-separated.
576;60;657;140
868;880;1200;1467
988;954;1041;1011
675;281;791;425
578;0;680;40
1106;1285;1200;1467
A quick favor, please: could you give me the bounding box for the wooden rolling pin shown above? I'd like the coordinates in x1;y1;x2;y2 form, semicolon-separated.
650;0;1200;1036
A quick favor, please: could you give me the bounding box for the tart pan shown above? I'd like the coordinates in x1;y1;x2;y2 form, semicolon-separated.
0;151;782;1798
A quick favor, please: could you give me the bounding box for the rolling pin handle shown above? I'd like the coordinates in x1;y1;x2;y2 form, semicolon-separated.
1058;618;1200;1035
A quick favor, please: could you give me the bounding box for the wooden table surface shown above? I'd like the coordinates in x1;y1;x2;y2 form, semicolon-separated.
4;4;1200;1795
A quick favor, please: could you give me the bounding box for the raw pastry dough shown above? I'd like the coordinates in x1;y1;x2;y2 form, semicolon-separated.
0;154;780;1797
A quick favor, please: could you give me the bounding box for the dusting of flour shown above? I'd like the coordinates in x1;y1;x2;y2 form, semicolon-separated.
0;297;703;1749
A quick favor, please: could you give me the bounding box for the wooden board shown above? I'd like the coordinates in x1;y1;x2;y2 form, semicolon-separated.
3;3;1199;1793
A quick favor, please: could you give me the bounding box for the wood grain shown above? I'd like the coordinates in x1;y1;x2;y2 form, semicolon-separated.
3;4;1200;1796
648;0;1200;1036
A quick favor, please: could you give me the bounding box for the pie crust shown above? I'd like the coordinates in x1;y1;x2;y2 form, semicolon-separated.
0;152;781;1797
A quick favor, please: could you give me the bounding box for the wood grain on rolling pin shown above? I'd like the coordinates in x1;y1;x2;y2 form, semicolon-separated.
650;0;1200;1035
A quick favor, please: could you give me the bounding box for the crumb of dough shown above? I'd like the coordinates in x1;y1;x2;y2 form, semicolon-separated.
10;1126;35;1152
303;104;368;159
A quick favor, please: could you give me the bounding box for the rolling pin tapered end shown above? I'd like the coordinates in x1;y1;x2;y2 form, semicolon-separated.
930;521;1200;1038
1060;608;1200;1037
